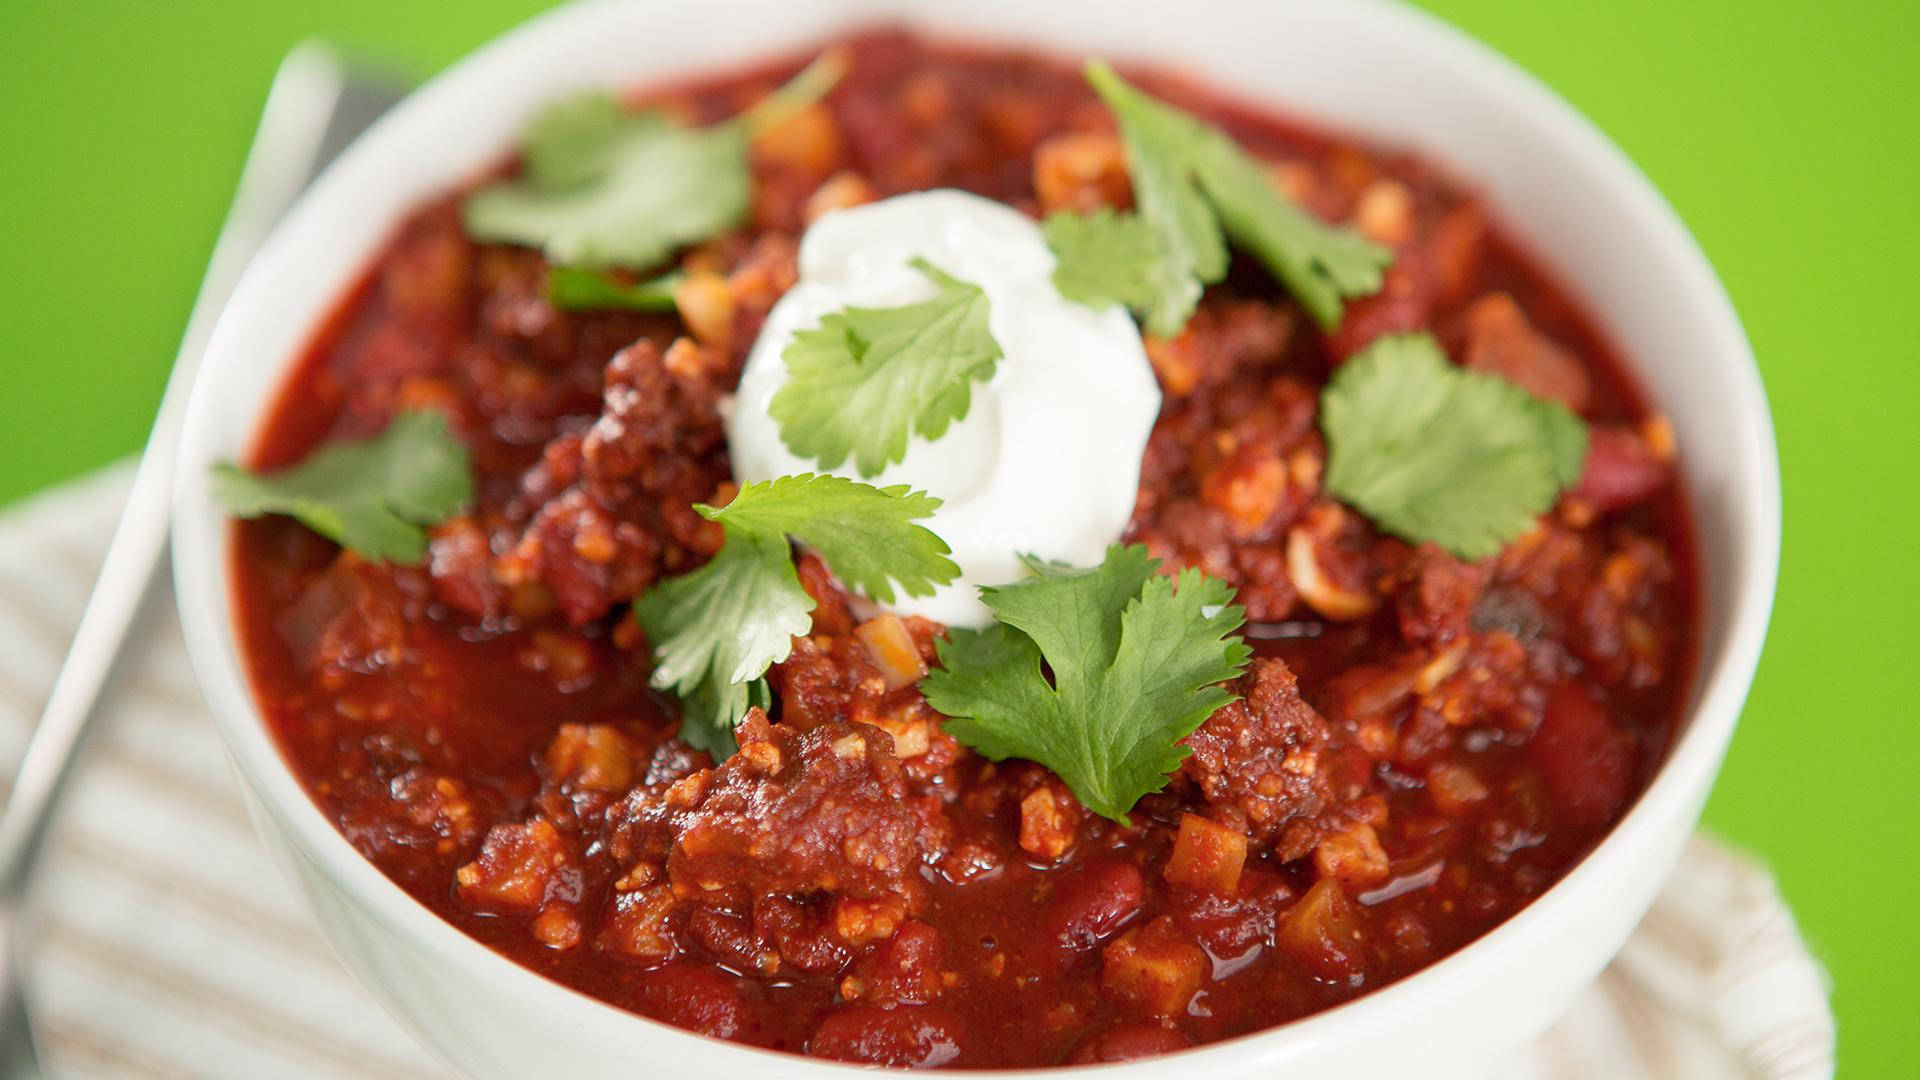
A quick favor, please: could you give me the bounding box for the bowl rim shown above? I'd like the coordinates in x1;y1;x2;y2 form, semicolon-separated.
170;0;1781;1074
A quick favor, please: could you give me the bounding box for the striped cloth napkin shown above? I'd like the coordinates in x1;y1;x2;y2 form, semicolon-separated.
0;466;1834;1079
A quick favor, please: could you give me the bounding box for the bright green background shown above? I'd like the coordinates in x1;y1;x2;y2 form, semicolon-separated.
4;1;1910;1072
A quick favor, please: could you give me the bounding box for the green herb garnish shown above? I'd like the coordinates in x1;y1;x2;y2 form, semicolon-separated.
770;258;1003;478
1321;332;1590;560
634;474;959;755
1042;208;1161;314
922;545;1251;823
463;49;846;270
546;266;681;311
211;410;472;565
1066;60;1392;335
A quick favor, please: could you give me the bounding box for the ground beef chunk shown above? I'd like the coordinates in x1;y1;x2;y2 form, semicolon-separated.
431;337;730;625
504;338;729;624
1129;360;1325;623
1178;658;1349;860
769;554;965;789
611;712;931;908
642;737;714;787
773;633;959;779
1140;299;1294;398
1396;545;1492;647
1493;522;1678;691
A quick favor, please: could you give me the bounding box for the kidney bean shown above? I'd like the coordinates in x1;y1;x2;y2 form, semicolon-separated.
1069;1022;1192;1063
685;905;766;973
639;964;747;1039
1041;860;1145;958
807;1004;963;1067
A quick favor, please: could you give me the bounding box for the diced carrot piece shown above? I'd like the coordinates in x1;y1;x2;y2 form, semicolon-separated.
1101;918;1206;1015
1018;784;1082;861
856;614;928;690
543;722;642;793
806;171;878;222
1163;813;1248;895
1276;879;1365;981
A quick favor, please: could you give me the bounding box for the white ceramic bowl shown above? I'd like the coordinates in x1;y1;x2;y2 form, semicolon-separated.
170;1;1780;1076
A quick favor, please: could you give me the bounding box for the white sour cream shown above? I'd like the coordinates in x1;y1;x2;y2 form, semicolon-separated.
727;189;1162;627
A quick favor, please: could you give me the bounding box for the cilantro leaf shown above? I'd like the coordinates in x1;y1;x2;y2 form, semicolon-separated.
705;474;957;604
211;410;473;566
634;527;815;751
463;119;749;270
1084;62;1226;336
462;51;844;269
677;677;772;759
734;46;851;140
546;265;681;311
520;93;671;191
923;544;1251;823
634;474;958;752
1321;333;1590;560
770;258;1003;477
1043;209;1161;314
1535;397;1591;489
1083;60;1392;334
1192;140;1395;330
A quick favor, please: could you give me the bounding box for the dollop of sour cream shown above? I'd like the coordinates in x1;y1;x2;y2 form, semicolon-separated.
728;189;1162;627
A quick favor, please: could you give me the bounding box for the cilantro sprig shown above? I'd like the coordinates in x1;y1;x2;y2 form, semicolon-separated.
1321;333;1589;560
634;474;959;755
1053;61;1392;335
463;49;846;270
211;410;473;565
923;545;1251;823
770;258;1003;477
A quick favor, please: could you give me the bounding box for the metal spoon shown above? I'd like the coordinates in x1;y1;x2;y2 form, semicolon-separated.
0;44;407;1076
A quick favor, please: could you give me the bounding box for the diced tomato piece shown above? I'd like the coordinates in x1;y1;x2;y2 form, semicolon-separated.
1528;683;1634;832
1572;426;1669;513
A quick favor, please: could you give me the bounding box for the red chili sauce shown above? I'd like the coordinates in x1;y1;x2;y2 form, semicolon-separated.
231;30;1698;1069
